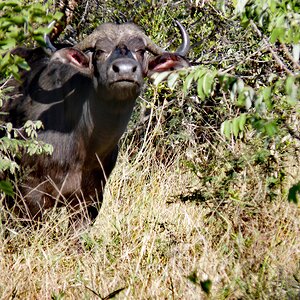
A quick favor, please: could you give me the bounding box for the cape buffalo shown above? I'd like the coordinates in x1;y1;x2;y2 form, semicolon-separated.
1;21;190;228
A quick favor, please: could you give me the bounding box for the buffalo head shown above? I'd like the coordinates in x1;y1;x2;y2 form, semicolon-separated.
46;21;190;101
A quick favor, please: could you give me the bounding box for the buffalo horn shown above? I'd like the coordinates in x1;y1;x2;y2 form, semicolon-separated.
44;34;57;53
144;20;190;56
75;30;103;51
173;20;190;56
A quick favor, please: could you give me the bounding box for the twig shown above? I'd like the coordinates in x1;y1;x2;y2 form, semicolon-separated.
0;77;12;90
280;43;300;71
220;45;267;74
284;122;300;142
78;0;89;28
250;20;294;76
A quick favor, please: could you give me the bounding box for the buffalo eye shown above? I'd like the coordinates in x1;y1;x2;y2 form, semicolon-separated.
136;49;145;59
95;49;105;59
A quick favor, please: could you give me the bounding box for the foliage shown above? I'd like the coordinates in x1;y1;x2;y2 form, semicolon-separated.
288;181;300;203
149;0;300;204
0;1;61;195
0;0;62;78
235;0;300;44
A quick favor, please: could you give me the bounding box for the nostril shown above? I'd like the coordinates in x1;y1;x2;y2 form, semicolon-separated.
132;66;137;73
112;64;119;73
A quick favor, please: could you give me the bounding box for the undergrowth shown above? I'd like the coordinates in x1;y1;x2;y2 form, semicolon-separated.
0;137;299;298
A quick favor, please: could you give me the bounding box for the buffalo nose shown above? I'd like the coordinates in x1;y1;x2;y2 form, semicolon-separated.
111;59;138;75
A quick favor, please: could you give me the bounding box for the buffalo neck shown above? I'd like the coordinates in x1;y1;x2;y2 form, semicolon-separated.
83;91;137;159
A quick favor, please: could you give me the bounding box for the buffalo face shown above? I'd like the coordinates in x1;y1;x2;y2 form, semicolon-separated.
76;22;190;102
92;35;145;102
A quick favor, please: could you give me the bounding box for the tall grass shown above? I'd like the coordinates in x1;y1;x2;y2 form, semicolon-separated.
0;129;299;299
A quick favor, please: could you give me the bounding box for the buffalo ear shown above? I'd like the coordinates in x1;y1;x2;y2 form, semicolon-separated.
147;53;190;76
51;48;91;69
11;47;47;67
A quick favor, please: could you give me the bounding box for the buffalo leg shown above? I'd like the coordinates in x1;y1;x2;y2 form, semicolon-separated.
68;147;119;230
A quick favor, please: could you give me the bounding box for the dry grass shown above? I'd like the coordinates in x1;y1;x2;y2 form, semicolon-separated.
0;138;300;299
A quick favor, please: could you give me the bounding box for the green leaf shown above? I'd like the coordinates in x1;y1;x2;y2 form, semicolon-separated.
53;12;64;20
43;143;54;155
202;71;216;97
0;53;11;67
238;113;247;131
34;26;53;35
0;1;20;10
183;72;194;94
35;120;43;130
10;15;25;25
265;121;278;136
167;72;179;89
285;76;295;95
270;27;285;44
197;76;206;100
0;180;14;197
232;117;240;138
193;68;206;81
288;182;300;204
231;78;244;102
200;279;212;295
0;39;16;50
262;86;272;110
7;27;23;40
221;120;232;139
33;34;46;46
236;91;246;107
236;78;245;92
152;71;171;86
17;59;30;71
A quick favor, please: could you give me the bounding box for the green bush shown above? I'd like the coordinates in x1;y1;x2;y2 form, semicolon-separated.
148;0;300;203
0;0;62;196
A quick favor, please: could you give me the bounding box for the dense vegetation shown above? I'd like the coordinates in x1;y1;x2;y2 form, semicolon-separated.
0;0;299;299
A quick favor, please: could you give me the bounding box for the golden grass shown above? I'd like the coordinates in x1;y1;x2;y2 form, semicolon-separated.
0;141;299;299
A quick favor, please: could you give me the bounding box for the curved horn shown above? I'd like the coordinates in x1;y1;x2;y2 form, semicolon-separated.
145;20;190;56
75;31;101;51
144;36;165;55
174;20;190;56
44;34;57;53
43;21;57;55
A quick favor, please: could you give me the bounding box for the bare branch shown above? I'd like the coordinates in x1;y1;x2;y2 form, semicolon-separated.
280;43;300;71
77;0;89;28
250;20;294;76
